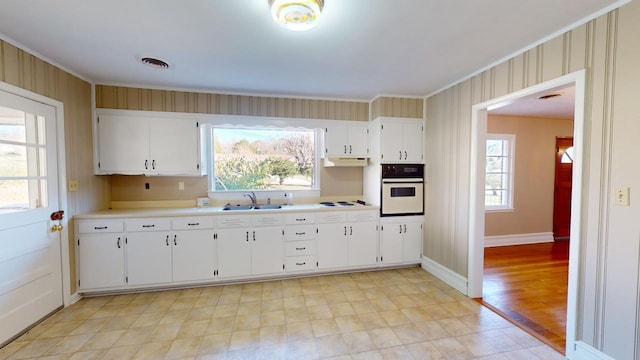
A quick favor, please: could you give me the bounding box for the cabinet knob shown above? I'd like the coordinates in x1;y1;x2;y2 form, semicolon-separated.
174;235;177;246
344;145;347;154
349;145;352;154
152;160;156;169
166;235;169;246
399;151;402;160
404;151;407;160
145;160;148;169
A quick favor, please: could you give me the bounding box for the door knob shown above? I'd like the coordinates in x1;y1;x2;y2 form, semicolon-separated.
51;224;63;232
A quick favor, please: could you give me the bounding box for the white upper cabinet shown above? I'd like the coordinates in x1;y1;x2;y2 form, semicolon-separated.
324;123;369;157
95;111;204;176
373;117;424;163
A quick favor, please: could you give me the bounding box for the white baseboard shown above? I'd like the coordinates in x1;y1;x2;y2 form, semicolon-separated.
570;341;616;360
421;256;468;295
68;293;82;306
484;232;554;247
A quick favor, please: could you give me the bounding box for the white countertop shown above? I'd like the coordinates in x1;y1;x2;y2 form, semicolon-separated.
75;203;380;219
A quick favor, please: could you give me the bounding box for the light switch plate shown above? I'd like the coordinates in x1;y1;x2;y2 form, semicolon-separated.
178;181;185;191
614;187;630;206
68;180;78;192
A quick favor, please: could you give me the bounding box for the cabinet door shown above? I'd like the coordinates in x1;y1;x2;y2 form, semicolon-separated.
347;125;368;157
172;230;216;282
149;117;200;175
317;223;348;269
97;115;149;173
126;232;172;286
78;234;125;290
380;122;404;162
251;227;283;276
403;222;423;263
324;125;349;156
403;122;423;162
348;221;378;267
217;228;251;278
380;223;404;265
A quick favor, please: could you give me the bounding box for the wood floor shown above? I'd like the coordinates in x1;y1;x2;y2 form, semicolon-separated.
480;241;569;354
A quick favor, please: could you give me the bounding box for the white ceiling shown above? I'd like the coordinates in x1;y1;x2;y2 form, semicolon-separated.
0;0;624;101
490;85;576;119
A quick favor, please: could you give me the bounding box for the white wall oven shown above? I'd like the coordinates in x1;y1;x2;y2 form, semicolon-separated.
381;164;424;216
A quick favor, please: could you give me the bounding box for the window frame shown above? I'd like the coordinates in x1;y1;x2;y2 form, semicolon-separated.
206;123;322;200
485;133;515;212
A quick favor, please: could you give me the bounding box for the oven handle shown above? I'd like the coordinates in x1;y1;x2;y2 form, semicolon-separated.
382;179;423;184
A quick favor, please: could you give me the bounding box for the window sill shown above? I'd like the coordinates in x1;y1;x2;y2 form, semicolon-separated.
208;189;321;203
485;207;514;213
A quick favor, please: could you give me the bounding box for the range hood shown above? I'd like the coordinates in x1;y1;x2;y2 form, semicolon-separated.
323;157;368;167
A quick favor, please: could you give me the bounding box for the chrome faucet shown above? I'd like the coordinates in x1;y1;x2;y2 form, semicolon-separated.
244;192;257;206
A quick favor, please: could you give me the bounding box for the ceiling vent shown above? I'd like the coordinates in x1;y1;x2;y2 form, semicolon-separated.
140;57;170;69
537;93;561;100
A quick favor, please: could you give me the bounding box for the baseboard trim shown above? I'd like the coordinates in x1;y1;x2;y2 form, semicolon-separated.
571;341;616;360
484;232;554;247
68;293;82;306
421;256;468;295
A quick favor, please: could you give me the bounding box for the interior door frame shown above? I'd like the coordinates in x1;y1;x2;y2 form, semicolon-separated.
0;81;71;307
468;70;585;356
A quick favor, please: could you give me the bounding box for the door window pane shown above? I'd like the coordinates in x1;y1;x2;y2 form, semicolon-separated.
0;106;48;211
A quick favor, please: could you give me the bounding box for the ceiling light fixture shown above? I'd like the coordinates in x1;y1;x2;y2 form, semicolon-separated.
140;57;170;69
269;0;324;31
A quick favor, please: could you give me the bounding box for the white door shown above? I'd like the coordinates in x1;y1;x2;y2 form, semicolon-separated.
317;223;348;269
0;90;63;345
126;232;172;286
403;122;424;163
150;117;199;175
403;221;423;263
217;228;251;278
77;234;125;290
380;122;403;162
347;126;369;157
172;230;216;282
324;125;348;156
348;222;378;267
97;114;149;173
381;222;404;264
251;226;283;275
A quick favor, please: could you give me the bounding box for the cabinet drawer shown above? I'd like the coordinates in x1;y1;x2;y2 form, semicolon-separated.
316;212;348;223
285;241;316;256
126;218;171;232
286;256;316;272
285;213;316;225
172;217;215;230
348;211;378;223
252;214;283;226
284;225;316;241
217;215;251;228
77;220;123;234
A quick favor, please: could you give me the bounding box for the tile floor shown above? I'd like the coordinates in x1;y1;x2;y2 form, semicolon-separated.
0;267;564;360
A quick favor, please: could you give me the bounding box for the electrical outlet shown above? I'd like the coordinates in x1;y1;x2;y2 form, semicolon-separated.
178;181;185;191
68;180;78;192
614;187;630;206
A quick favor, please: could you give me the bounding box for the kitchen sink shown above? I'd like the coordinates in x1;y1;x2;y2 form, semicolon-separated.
253;204;282;210
221;204;283;211
221;205;254;211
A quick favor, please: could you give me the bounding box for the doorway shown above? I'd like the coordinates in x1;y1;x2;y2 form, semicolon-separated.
0;84;69;347
553;137;574;240
467;70;586;356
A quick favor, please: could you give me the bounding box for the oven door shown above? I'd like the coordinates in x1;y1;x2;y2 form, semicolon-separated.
381;180;424;216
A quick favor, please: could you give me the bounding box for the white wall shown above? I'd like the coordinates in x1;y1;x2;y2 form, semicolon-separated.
425;2;640;359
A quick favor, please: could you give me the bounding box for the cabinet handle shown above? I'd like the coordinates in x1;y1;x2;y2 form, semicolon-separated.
152;160;156;169
295;247;306;251
145;159;148;169
404;151;407;160
246;231;249;241
117;237;121;248
349;145;352;154
174;234;177;246
344;226;347;236
253;231;256;241
142;224;155;228
295;218;306;222
296;262;306;266
187;223;199;226
350;226;353;235
399;225;402;234
399;151;402;160
344;145;347;154
295;232;306;235
404;224;407;233
166;235;169;246
94;226;107;230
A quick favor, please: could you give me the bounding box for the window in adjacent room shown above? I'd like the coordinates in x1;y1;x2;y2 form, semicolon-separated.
210;127;319;193
485;134;515;210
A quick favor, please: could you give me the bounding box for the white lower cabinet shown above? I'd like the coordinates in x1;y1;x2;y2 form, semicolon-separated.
317;210;378;270
380;216;423;265
172;229;217;282
217;214;284;278
126;231;172;286
284;213;317;273
76;220;125;291
78;233;125;290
